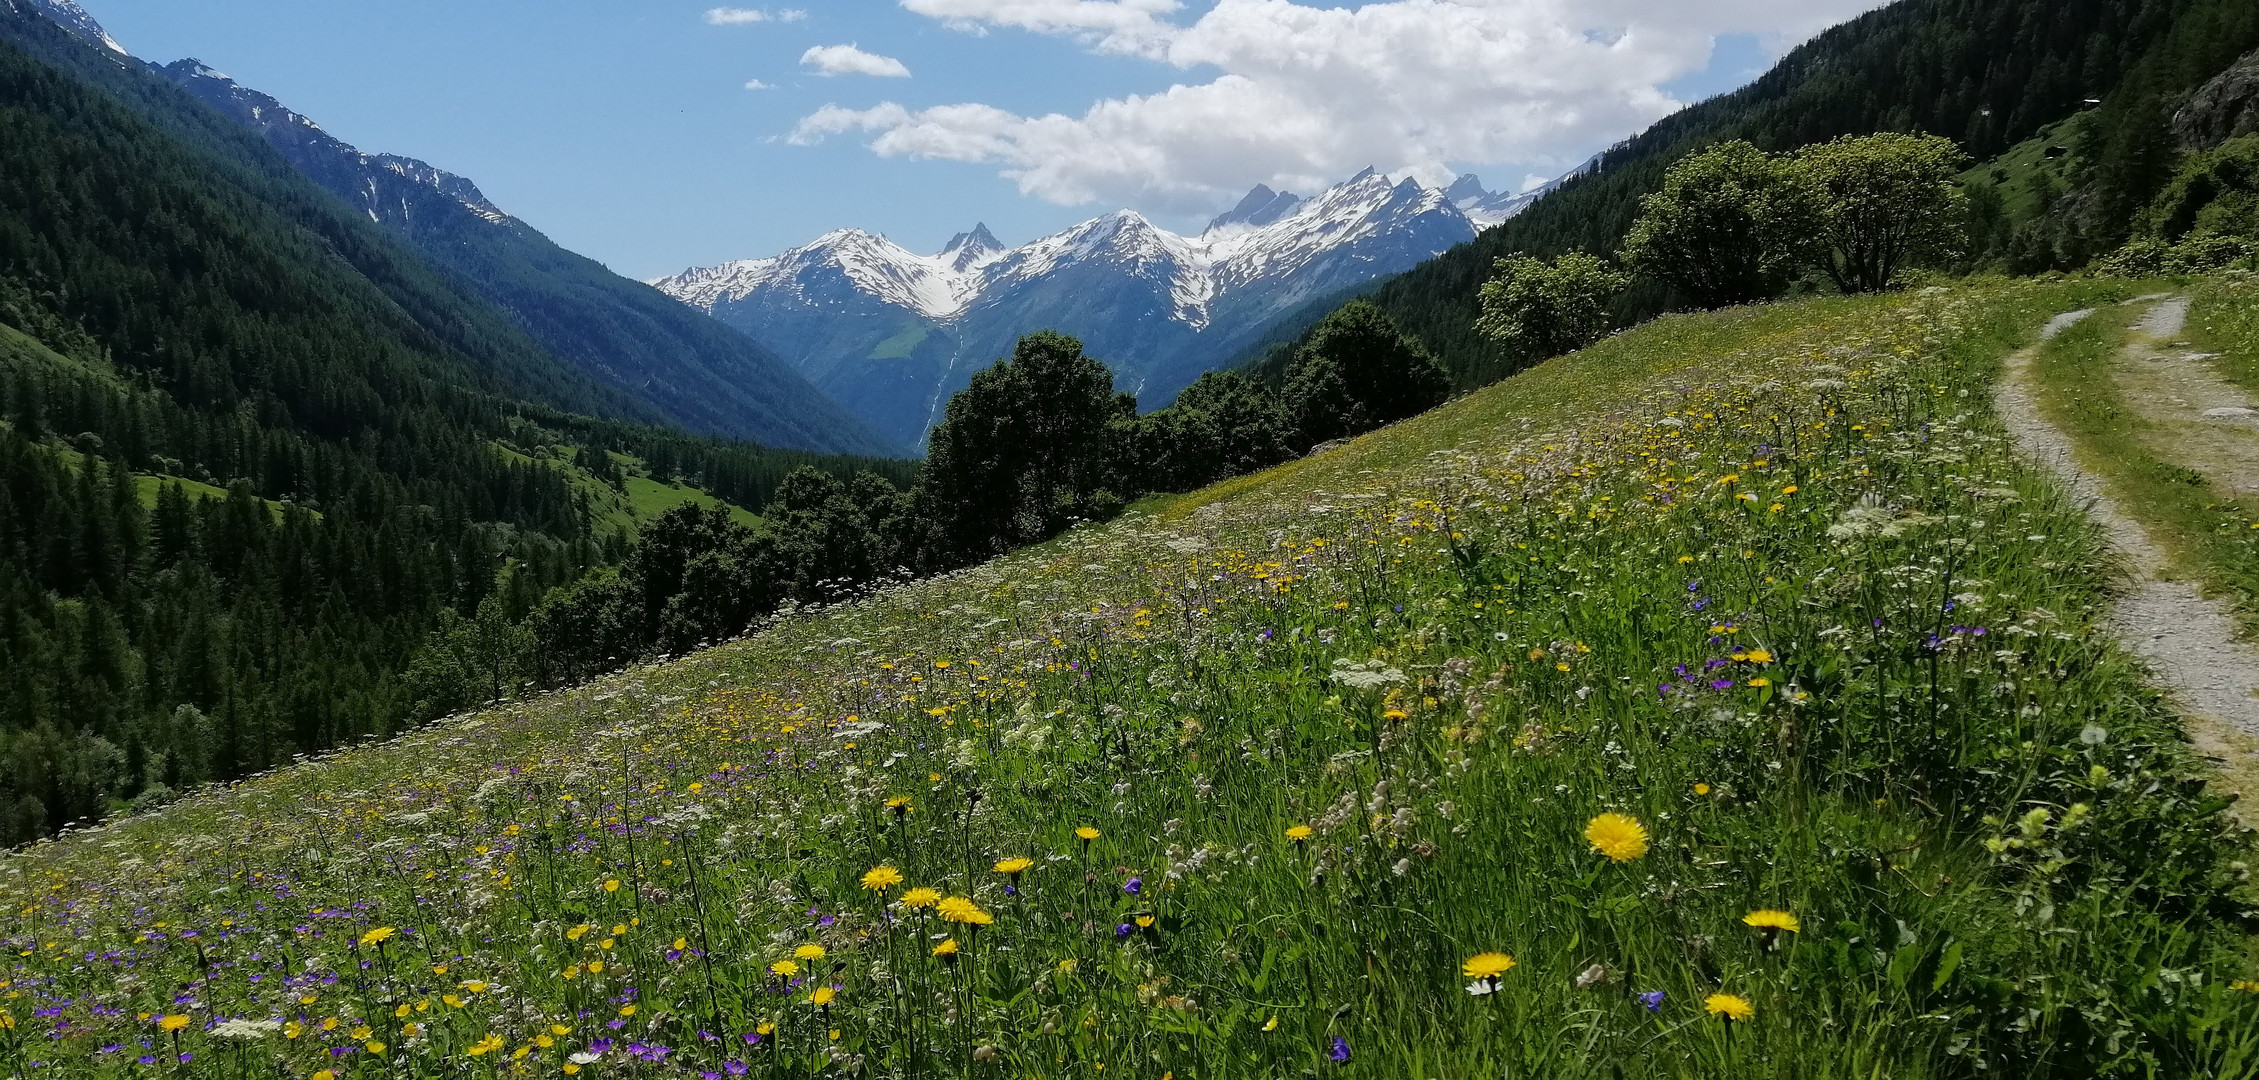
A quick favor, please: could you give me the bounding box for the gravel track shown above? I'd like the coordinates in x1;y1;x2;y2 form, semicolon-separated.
1995;299;2259;801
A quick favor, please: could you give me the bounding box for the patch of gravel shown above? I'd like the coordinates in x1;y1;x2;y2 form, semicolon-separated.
1995;300;2259;792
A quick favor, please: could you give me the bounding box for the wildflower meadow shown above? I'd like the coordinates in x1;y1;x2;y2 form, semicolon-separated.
3;280;2256;1078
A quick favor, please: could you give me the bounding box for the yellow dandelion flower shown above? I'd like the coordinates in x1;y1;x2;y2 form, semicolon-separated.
933;938;959;958
1704;994;1754;1021
808;986;837;1007
1744;649;1774;663
1693;783;1712;796
795;944;826;961
1742;910;1801;934
158;1014;192;1033
314;1072;337;1080
1462;952;1516;979
993;857;1034;877
938;896;994;925
770;960;799;978
358;926;396;948
1286;825;1314;842
1585;813;1649;862
860;865;904;893
901;887;942;909
886;796;914;816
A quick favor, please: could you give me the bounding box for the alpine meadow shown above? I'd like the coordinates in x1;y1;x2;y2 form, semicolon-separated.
3;0;2259;1078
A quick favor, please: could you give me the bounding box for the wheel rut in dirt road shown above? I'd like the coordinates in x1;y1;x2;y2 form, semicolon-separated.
1995;297;2259;810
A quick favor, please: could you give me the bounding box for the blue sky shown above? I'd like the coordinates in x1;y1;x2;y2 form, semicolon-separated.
81;1;1862;279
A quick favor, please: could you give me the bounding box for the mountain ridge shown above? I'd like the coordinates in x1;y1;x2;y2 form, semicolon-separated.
654;169;1543;447
145;57;902;457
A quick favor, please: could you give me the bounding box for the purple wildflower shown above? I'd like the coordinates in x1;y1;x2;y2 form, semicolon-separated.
1329;1037;1351;1063
1638;990;1665;1012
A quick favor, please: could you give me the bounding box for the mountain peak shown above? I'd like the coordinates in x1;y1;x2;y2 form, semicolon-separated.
939;223;1005;271
1443;173;1490;202
1206;184;1306;234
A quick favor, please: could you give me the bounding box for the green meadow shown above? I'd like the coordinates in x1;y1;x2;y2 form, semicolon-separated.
5;279;2255;1079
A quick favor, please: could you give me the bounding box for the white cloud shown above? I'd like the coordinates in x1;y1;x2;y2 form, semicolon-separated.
794;0;1886;209
705;7;807;25
800;43;913;78
745;78;776;90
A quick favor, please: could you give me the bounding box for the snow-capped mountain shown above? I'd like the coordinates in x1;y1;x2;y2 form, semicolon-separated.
656;168;1507;448
21;0;121;54
156;61;518;230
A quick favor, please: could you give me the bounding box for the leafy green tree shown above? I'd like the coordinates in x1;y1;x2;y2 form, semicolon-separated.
1619;141;1817;308
2137;133;2259;242
1475;253;1631;361
1794;133;1970;293
1132;371;1294;493
919;331;1130;561
1284;302;1450;446
761;466;912;602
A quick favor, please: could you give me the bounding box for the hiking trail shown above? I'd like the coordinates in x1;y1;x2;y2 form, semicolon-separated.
1996;297;2259;812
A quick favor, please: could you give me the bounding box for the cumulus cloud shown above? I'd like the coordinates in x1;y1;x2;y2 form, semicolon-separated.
745;78;776;90
801;44;913;78
705;7;807;25
795;0;1886;209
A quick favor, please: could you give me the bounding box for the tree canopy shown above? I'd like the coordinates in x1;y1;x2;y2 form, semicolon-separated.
1619;141;1817;308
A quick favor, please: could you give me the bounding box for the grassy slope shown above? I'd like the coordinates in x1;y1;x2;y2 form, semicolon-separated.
493;444;762;534
4;281;2255;1078
1968;120;2088;210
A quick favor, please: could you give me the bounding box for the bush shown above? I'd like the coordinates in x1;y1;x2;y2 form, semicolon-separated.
1476;252;1630;359
1620;140;1817;308
1284;301;1450;445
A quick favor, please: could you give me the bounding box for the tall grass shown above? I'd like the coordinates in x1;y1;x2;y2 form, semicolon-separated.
1;280;2252;1079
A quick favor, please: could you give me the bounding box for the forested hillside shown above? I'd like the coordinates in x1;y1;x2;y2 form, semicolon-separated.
1288;0;2259;387
150;60;900;457
0;12;907;843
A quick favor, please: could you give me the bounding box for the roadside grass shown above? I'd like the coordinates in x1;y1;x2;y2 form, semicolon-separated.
3;280;2254;1079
